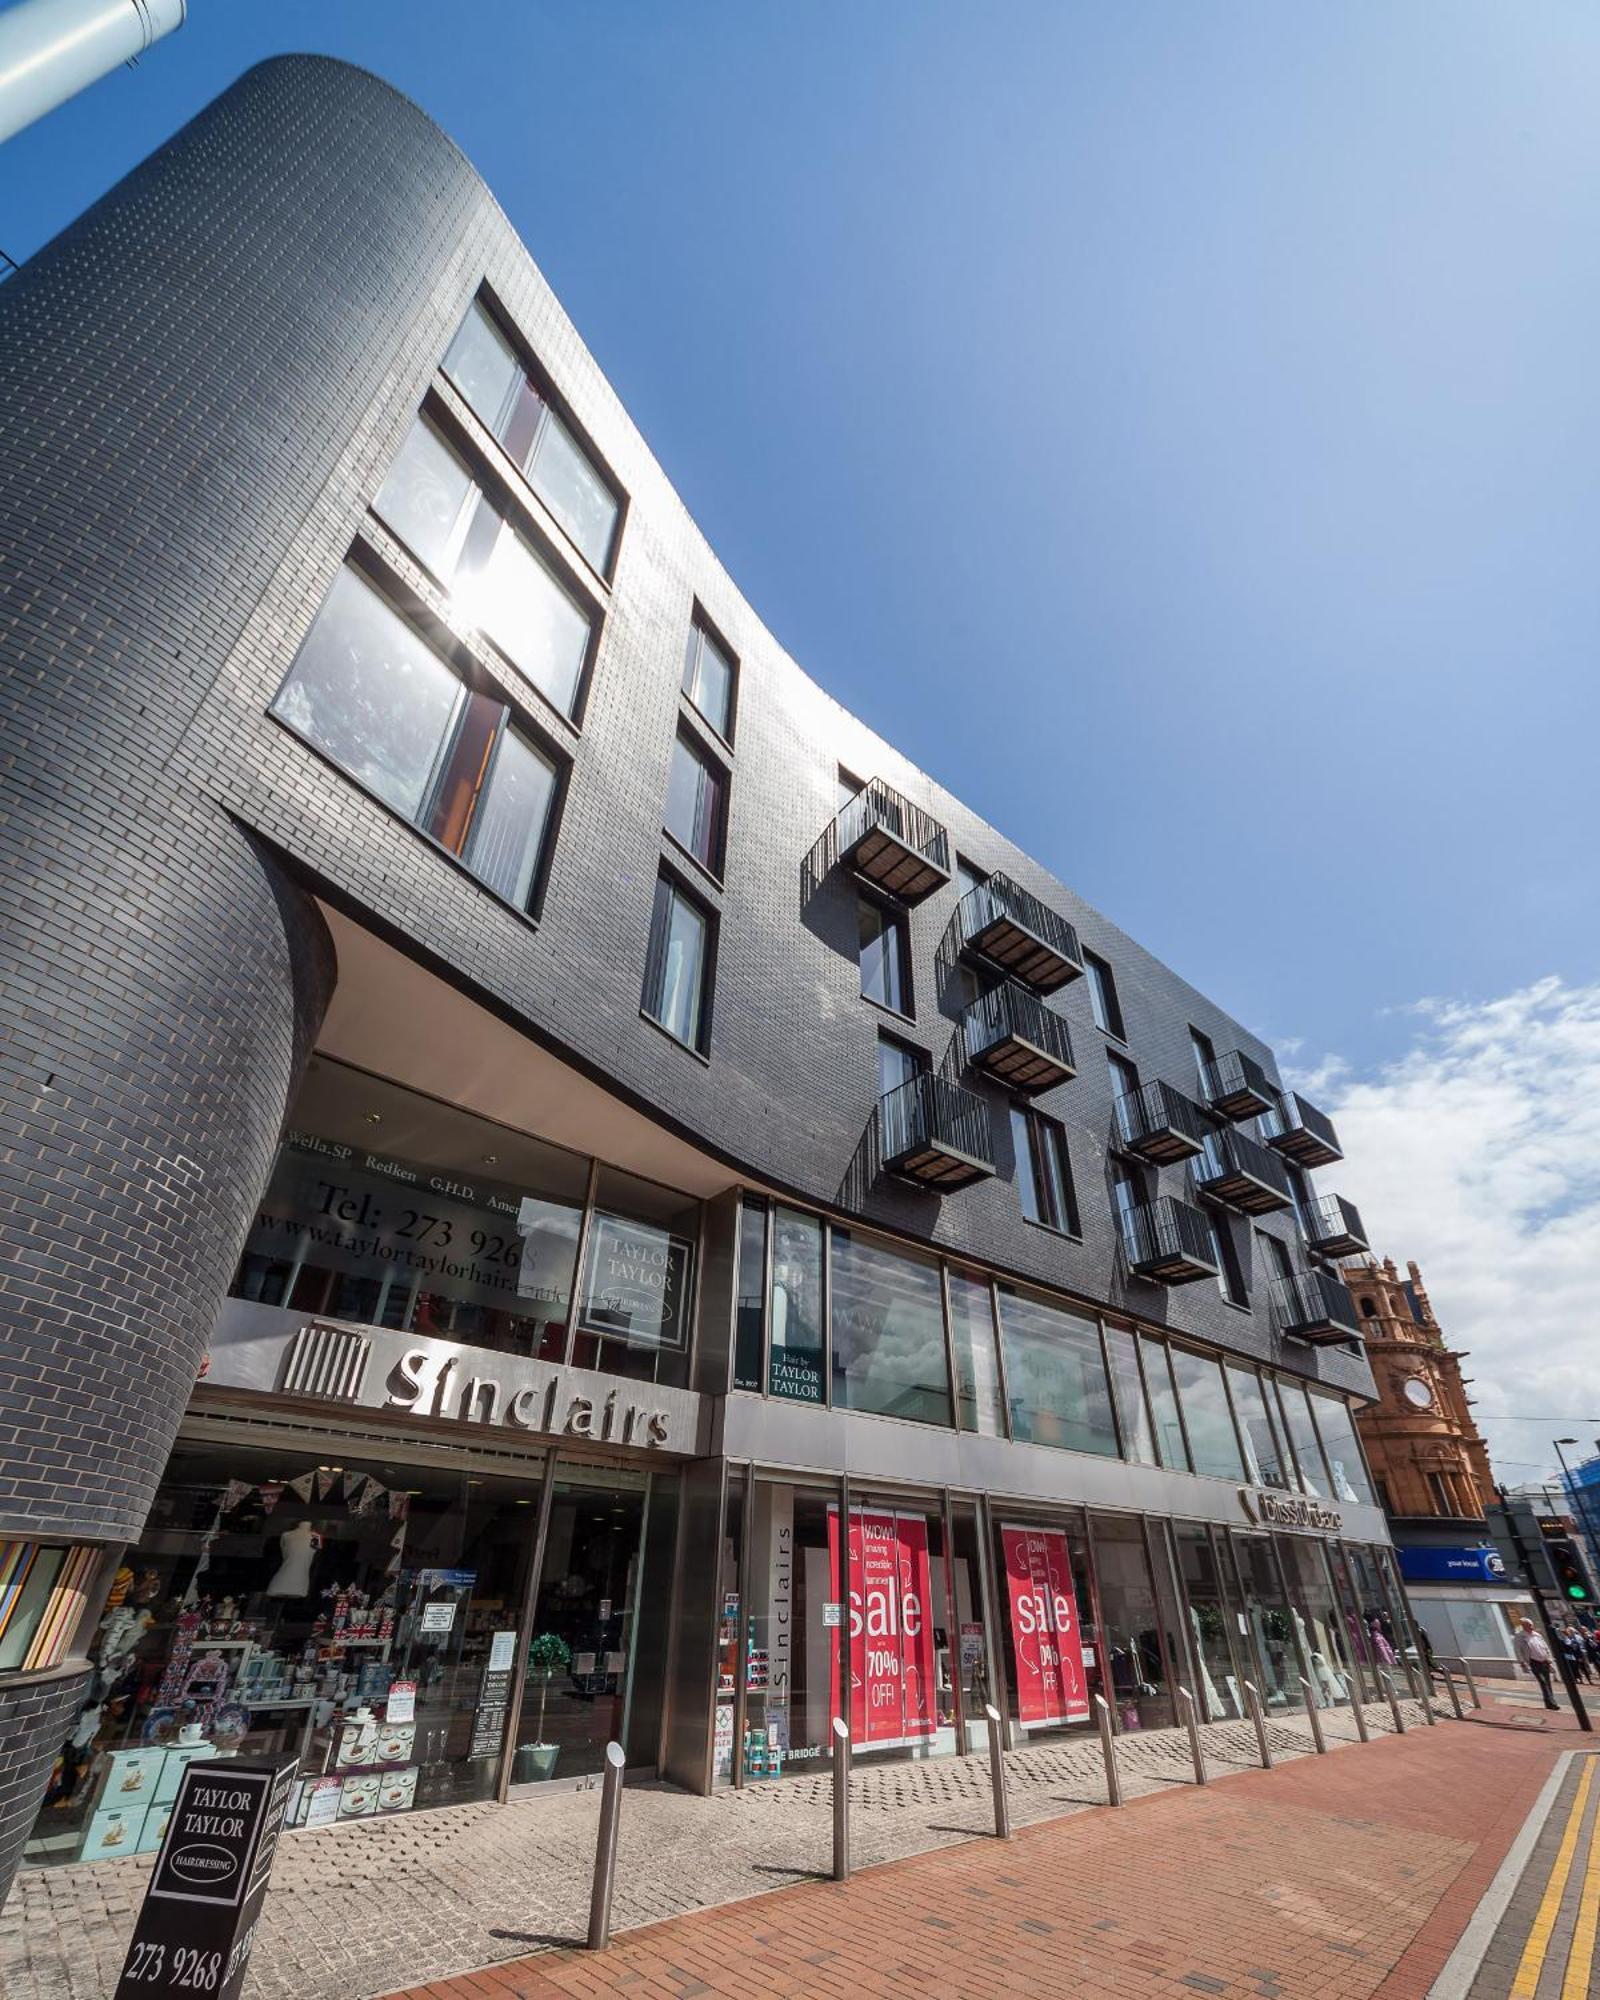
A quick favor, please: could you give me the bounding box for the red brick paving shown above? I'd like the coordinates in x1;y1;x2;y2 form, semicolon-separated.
384;1702;1586;2000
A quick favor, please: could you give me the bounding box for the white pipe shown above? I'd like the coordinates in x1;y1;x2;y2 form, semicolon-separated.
0;0;186;145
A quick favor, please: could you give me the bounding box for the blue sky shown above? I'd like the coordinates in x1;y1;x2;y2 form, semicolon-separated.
7;2;1600;1474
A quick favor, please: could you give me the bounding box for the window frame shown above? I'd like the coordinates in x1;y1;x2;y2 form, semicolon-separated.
269;559;568;922
682;609;739;746
1083;949;1126;1040
641;864;717;1057
441;293;626;583
856;892;913;1018
1009;1102;1081;1238
664;725;730;883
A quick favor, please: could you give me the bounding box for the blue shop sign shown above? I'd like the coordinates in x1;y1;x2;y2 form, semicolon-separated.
1397;1545;1507;1584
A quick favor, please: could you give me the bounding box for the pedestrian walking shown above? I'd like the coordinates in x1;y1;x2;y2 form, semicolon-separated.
1560;1624;1592;1684
1516;1618;1561;1709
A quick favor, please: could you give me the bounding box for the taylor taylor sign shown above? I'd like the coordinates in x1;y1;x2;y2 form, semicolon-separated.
205;1300;703;1454
1238;1488;1343;1534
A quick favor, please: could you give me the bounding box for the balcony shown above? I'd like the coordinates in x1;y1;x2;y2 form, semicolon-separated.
963;981;1076;1095
1191;1127;1293;1215
832;779;950;904
1304;1192;1370;1259
1121;1196;1220;1285
1113;1079;1208;1164
957;874;1083;994
1261;1091;1343;1169
878;1072;995;1190
1271;1268;1362;1346
1201;1049;1276;1122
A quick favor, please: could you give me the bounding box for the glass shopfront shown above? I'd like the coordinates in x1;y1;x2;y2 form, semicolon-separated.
24;1431;682;1869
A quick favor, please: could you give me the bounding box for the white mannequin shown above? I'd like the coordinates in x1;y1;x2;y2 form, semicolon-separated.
1188;1605;1224;1719
267;1522;320;1597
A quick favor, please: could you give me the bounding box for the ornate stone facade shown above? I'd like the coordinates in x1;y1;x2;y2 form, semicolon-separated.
1348;1259;1494;1521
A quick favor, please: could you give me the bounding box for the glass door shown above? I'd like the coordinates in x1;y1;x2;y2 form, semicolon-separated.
1274;1534;1355;1709
1171;1522;1246;1721
1229;1532;1299;1710
1087;1512;1176;1732
515;1465;648;1785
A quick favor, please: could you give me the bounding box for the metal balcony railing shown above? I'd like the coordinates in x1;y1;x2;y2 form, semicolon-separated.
956;873;1083;993
1303;1192;1369;1258
1191;1126;1294;1215
878;1072;995;1189
1202;1049;1276;1122
1271;1268;1362;1345
1260;1091;1343;1168
1120;1195;1219;1284
962;981;1076;1093
815;778;950;904
1113;1078;1208;1163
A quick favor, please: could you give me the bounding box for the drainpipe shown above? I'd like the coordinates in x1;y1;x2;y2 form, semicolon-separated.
0;0;186;144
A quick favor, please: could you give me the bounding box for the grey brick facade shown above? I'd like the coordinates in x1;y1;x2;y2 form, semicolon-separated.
0;56;1375;1902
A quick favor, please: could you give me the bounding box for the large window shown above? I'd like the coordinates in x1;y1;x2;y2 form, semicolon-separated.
733;1199;768;1392
768;1206;825;1403
1275;1378;1332;1498
1167;1347;1245;1481
443;301;621;574
997;1290;1118;1457
1010;1105;1079;1235
829;1231;952;1427
1309;1391;1376;1506
374;416;594;719
665;730;727;876
1225;1363;1293;1490
947;1268;1005;1436
878;1032;925;1098
1083;950;1125;1039
858;896;910;1014
571;1166;699;1385
643;871;714;1053
682;616;737;740
1104;1324;1158;1466
272;566;560;913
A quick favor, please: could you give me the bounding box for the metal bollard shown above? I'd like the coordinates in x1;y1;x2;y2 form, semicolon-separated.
984;1703;1011;1839
1243;1679;1273;1769
1342;1674;1370;1743
1459;1658;1481;1710
1299;1677;1328;1755
1441;1670;1465;1721
1177;1686;1207;1785
1380;1669;1406;1735
586;1740;627;1951
831;1716;850;1883
1094;1694;1122;1806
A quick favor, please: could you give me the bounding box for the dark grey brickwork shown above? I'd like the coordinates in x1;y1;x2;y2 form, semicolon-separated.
0;56;1376;1897
0;1669;89;1903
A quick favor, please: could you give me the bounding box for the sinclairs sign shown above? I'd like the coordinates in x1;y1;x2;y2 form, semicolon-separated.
113;1755;296;1999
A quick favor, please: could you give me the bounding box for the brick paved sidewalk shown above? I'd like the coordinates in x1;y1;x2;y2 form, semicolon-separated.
382;1701;1584;2000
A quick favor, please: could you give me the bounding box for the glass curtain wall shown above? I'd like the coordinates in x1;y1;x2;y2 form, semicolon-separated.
1275;1382;1332;1499
830;1234;952;1426
1168;1350;1245;1482
947;1270;1006;1436
1103;1326;1158;1467
1274;1535;1355;1710
996;1293;1118;1455
1230;1533;1301;1709
1308;1392;1376;1506
1088;1513;1176;1731
1226;1366;1294;1490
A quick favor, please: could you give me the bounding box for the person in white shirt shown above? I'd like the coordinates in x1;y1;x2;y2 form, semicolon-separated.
1515;1618;1561;1709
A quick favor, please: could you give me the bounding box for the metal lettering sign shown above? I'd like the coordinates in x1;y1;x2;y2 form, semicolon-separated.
1238;1488;1343;1534
114;1755;297;2000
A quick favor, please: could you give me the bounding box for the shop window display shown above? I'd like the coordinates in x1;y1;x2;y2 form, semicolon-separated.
837;1498;960;1762
1171;1523;1245;1721
1275;1534;1356;1708
25;1444;537;1869
1229;1533;1301;1709
992;1509;1100;1740
767;1207;825;1404
1088;1513;1176;1732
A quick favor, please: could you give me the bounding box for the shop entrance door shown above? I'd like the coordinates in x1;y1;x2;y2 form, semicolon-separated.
515;1467;648;1786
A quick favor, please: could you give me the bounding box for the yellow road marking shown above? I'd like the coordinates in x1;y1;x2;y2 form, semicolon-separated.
1510;1758;1596;1999
1561;1761;1600;1999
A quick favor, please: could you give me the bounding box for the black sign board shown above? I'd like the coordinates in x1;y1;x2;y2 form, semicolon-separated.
469;1664;514;1760
114;1755;297;2000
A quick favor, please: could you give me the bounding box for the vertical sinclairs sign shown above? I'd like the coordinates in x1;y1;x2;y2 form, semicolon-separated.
113;1756;298;2000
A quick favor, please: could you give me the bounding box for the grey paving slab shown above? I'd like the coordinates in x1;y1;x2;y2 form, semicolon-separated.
0;1700;1423;2000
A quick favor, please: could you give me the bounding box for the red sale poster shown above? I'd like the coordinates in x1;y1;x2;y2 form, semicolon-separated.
1001;1522;1089;1728
828;1506;939;1750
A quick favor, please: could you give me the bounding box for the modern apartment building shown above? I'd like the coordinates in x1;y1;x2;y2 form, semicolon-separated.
0;58;1407;1902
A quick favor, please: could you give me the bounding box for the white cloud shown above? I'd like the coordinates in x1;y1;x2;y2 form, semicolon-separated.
1287;978;1600;1486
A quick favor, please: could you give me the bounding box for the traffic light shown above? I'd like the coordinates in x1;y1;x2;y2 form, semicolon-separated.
1547;1536;1593;1603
